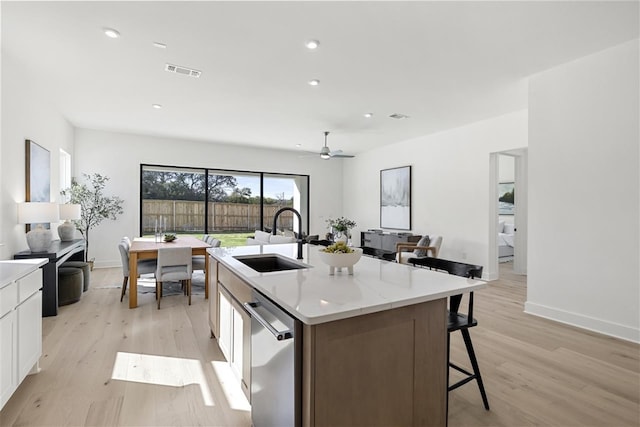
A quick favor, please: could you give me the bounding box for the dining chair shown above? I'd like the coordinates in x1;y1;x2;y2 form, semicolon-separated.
407;256;490;412
118;239;157;302
156;246;193;309
192;236;220;272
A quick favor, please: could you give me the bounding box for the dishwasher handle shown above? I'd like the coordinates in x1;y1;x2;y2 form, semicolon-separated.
244;301;294;341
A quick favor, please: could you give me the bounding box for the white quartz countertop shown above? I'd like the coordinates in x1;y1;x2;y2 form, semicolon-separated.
208;243;486;325
0;259;47;289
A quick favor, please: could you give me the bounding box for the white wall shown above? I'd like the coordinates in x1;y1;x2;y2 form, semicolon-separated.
527;40;639;342
74;128;344;267
0;51;75;260
343;110;528;273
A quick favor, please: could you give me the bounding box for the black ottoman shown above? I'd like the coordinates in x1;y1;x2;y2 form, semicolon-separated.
61;261;91;291
58;267;83;305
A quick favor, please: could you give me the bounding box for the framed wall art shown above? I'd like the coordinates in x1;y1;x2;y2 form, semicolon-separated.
380;165;411;230
25;139;51;230
498;181;515;215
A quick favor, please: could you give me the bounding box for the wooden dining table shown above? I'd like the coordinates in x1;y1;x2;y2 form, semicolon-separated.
128;236;211;308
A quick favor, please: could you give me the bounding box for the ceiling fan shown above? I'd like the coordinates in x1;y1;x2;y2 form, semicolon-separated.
315;131;355;160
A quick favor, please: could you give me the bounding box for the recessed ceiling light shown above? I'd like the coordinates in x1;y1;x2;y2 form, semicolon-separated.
389;113;410;120
364;113;373;118
153;42;167;49
308;79;320;86
152;104;163;109
103;28;121;39
305;40;320;50
295;144;302;148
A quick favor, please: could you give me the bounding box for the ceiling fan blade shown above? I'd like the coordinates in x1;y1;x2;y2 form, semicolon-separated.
329;149;355;158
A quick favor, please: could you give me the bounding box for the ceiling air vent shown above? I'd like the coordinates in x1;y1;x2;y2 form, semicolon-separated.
389;113;410;120
165;63;201;78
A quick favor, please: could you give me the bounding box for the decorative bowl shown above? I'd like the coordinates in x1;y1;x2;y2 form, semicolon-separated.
163;234;177;242
317;247;363;275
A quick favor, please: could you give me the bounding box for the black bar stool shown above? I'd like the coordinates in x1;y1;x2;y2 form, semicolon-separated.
408;256;490;412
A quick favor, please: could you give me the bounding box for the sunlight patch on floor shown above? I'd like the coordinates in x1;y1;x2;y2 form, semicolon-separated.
211;361;251;412
111;351;214;406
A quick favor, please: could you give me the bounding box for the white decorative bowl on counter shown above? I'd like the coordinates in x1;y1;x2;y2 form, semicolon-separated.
317;247;363;275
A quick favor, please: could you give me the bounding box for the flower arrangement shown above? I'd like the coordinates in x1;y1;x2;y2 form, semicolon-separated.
326;217;357;233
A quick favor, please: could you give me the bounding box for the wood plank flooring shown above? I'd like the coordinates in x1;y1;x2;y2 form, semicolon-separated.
1;263;638;426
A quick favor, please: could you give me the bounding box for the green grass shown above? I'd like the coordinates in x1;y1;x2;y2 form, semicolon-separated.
210;232;254;247
142;231;255;247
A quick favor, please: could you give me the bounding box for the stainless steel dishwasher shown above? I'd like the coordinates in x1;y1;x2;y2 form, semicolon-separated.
244;290;301;427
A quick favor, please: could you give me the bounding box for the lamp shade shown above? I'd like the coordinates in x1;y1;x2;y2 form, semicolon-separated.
18;202;60;224
59;203;81;220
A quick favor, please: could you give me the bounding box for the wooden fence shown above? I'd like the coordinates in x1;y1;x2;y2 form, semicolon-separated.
142;200;293;233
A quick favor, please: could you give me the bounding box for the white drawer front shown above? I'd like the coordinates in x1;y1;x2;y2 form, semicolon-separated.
0;282;18;318
17;271;42;304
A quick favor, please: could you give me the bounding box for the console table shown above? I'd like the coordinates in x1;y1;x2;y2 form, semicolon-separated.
360;231;421;261
14;239;85;317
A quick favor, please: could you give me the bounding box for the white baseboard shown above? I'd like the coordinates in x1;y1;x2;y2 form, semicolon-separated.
524;301;640;343
94;260;121;269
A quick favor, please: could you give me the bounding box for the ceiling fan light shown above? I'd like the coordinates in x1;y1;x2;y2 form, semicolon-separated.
320;153;330;160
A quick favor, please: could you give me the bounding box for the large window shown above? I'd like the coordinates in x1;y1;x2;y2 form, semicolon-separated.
140;164;309;246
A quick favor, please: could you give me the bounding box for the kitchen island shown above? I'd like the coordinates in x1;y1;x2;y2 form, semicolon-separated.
208;243;485;427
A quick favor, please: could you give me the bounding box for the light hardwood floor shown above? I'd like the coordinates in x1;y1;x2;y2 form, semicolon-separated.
1;263;638;426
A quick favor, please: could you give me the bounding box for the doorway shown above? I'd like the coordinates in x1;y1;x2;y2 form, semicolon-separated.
488;149;528;280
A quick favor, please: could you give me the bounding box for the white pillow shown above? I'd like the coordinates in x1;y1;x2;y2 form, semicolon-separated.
498;220;505;233
270;235;295;244
254;230;272;243
503;223;515;234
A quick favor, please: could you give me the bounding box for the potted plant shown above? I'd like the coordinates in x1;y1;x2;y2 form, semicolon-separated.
61;173;123;268
326;217;357;242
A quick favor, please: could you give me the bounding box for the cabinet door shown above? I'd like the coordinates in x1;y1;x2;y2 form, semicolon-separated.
231;304;243;381
230;298;251;399
0;310;17;410
208;259;218;338
218;290;232;363
17;291;42;383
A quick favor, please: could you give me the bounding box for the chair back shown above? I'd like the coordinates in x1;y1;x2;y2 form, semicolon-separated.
210;238;221;248
156;247;193;281
408;256;483;318
429;236;443;257
118;241;130;277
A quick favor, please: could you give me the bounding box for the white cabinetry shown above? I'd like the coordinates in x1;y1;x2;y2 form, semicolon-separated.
0;263;44;410
213;262;252;400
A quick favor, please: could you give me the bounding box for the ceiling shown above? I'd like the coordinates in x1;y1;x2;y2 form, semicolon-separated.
2;1;638;155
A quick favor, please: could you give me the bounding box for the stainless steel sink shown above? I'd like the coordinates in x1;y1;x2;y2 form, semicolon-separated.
233;254;309;273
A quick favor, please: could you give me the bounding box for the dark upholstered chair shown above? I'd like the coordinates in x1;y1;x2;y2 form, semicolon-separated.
408;256;490;412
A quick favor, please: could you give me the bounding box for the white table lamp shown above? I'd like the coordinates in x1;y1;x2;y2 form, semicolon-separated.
18;202;60;252
58;203;81;241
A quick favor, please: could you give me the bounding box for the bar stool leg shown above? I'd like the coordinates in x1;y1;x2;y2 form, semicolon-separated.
461;329;490;410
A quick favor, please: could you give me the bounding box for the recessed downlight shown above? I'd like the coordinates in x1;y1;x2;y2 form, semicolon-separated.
364;113;373;118
308;79;320;86
305;39;320;50
153;42;167;49
152;104;163;109
103;28;121;39
295;144;302;148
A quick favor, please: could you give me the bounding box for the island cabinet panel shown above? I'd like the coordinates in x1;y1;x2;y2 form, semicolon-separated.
208;256;218;338
302;298;447;427
215;261;252;401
